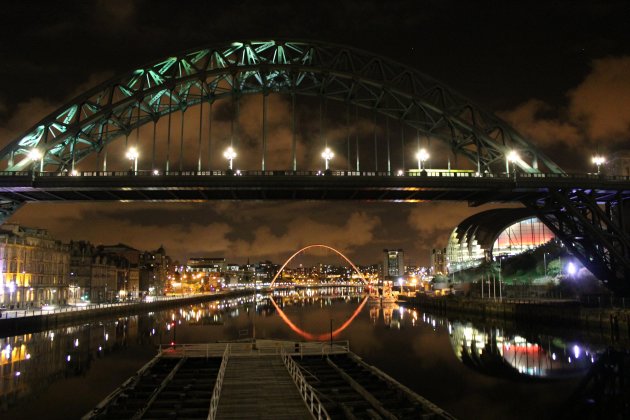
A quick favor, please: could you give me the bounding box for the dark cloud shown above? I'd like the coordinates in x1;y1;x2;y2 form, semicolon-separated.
500;55;630;170
569;56;630;142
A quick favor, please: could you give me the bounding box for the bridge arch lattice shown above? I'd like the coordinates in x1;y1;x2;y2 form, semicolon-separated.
0;39;563;174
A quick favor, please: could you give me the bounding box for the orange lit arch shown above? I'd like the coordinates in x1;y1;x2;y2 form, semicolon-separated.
269;244;368;287
270;295;369;340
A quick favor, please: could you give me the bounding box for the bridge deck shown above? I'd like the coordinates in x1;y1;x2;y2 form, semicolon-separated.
215;355;312;419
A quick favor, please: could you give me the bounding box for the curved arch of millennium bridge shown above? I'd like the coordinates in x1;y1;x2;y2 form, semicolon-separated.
0;39;563;175
269;244;368;287
269;244;369;341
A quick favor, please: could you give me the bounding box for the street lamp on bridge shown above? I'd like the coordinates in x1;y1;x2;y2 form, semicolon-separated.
591;155;605;175
126;147;139;173
321;148;334;171
28;149;44;177
416;148;430;172
507;150;519;176
223;147;237;170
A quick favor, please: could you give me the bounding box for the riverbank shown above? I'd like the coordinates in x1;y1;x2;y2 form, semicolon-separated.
401;294;630;343
0;288;262;337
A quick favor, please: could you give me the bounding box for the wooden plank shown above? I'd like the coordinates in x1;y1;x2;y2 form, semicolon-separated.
216;355;312;419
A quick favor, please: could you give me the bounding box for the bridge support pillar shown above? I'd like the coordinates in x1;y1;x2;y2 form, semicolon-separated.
526;190;630;295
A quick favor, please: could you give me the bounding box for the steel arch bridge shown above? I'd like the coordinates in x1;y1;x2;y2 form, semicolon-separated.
0;39;629;294
268;243;369;340
0;39;561;174
269;244;369;287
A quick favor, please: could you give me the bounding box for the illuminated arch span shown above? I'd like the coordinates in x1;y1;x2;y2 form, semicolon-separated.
0;39;563;174
269;244;368;287
270;295;369;341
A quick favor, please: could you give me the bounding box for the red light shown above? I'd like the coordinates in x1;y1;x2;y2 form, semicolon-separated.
170;341;175;346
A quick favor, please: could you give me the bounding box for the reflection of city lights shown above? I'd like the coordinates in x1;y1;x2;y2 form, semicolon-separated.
66;355;71;362
573;345;580;359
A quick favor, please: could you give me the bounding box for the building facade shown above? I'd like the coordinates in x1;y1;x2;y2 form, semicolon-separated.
0;224;70;308
68;241;95;303
140;246;170;295
445;209;555;273
431;248;448;275
383;249;405;279
97;244;141;300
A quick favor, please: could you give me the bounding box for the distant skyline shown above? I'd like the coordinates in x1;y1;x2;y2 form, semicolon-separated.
1;1;629;266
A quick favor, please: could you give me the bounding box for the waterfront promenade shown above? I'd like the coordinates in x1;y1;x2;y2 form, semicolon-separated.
0;288;260;336
0;283;362;336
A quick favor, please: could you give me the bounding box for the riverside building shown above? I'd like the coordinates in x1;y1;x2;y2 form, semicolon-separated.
0;224;70;308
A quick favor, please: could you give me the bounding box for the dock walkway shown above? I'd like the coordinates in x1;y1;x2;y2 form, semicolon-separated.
85;340;453;420
216;355;312;419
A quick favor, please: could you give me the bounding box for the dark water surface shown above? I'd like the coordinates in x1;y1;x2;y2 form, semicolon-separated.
0;288;614;419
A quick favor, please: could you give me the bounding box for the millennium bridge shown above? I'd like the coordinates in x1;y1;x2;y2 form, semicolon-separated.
0;40;628;293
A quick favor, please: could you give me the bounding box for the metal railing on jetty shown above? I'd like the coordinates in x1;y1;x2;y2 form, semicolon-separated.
81;354;163;419
160;340;349;358
158;340;347;420
280;343;350;420
208;344;230;420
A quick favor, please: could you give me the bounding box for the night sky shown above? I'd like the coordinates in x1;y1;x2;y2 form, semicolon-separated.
1;1;629;266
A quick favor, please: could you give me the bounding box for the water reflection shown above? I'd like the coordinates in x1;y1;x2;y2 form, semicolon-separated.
270;294;368;340
0;287;361;407
446;321;600;380
0;287;615;413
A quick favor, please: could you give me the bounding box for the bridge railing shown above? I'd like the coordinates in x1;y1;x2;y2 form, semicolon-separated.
5;168;630;183
280;347;331;420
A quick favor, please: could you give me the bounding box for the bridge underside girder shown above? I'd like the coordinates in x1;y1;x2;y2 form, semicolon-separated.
525;190;630;295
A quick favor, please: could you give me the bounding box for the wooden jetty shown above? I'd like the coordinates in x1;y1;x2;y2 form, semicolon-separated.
83;340;455;419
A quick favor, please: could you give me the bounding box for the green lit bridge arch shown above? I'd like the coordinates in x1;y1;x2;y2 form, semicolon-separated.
0;39;563;175
1;39;629;294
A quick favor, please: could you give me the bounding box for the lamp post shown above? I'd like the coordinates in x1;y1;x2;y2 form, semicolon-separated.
591;155;605;175
28;148;42;175
223;147;237;170
416;148;429;172
126;147;139;172
507;150;519;178
321;147;334;171
566;261;577;278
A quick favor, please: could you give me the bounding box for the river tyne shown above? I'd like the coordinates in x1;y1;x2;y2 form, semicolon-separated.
1;287;621;419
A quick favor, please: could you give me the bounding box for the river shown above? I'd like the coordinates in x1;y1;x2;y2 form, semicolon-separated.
0;287;617;419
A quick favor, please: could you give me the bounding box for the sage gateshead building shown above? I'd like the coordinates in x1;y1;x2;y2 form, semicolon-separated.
446;208;554;273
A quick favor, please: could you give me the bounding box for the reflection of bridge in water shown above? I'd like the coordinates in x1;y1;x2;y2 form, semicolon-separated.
268;244;371;340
